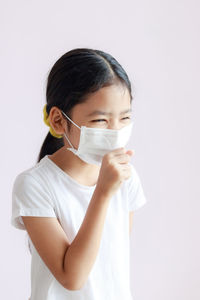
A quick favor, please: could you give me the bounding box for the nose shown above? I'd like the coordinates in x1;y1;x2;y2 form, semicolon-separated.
107;121;122;130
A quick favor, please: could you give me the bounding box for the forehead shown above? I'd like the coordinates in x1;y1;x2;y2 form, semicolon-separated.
73;84;131;116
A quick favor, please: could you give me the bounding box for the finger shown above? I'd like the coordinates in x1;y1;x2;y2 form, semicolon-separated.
114;153;131;164
113;148;134;157
120;167;132;180
107;147;126;157
126;150;134;156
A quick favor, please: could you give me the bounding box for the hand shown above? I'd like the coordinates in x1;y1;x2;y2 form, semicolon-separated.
95;147;134;198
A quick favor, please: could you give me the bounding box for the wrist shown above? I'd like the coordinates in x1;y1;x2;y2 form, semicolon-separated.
94;185;113;203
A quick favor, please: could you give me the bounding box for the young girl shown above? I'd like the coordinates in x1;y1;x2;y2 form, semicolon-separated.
11;48;147;300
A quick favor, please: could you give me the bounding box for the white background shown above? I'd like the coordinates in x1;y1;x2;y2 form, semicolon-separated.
1;0;200;299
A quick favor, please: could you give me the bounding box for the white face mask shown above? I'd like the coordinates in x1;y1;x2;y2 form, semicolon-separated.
61;110;133;166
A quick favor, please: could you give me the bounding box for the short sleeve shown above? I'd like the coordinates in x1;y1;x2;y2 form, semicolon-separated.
11;173;57;230
127;164;148;211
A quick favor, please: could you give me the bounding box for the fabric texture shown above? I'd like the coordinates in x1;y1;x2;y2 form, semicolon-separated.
11;155;147;300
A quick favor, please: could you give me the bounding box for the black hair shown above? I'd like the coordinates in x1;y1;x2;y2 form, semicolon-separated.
37;47;133;163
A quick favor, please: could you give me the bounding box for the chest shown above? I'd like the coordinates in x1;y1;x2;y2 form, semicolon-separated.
52;183;129;243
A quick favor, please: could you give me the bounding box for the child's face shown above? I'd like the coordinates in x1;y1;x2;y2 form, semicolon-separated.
64;84;132;149
48;84;132;149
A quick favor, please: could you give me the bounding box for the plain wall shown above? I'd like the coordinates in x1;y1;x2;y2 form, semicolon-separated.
1;0;199;299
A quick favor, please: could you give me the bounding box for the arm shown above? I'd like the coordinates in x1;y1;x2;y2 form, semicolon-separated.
22;186;111;291
63;187;111;289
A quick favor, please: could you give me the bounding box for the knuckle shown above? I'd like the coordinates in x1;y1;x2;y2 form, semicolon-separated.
107;157;114;167
104;152;113;161
103;155;110;164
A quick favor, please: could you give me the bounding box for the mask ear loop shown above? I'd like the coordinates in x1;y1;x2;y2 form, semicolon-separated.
63;132;74;149
61;110;81;150
61;111;81;130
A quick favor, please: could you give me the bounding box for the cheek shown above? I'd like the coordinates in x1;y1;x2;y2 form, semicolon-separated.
69;127;81;146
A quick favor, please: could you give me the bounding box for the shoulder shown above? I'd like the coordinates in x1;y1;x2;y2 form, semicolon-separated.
124;163;148;211
12;156;50;192
13;172;43;193
125;163;142;190
11;159;57;230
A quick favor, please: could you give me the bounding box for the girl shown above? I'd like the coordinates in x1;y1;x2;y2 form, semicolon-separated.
11;48;147;300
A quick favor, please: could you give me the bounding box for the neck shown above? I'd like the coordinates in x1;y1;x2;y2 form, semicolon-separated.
48;145;100;185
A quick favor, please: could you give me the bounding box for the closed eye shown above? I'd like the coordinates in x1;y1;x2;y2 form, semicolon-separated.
122;117;130;120
91;119;106;122
91;117;130;123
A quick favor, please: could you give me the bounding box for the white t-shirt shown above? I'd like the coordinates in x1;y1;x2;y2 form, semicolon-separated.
11;154;147;300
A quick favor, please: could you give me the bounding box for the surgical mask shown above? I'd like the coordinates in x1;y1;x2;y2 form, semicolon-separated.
61;110;133;166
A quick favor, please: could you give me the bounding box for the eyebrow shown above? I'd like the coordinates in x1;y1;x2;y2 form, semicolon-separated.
86;108;132;117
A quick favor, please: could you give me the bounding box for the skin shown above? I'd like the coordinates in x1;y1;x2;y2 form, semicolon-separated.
48;83;134;234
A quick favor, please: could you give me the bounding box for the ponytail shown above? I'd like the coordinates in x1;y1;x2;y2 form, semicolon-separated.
37;132;64;163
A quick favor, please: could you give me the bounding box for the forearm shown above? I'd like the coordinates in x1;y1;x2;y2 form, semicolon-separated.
63;187;111;290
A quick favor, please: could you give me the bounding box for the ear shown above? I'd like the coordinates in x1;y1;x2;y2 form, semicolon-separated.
48;106;66;136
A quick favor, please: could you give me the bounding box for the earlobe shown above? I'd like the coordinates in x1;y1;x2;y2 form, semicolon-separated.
49;120;63;138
